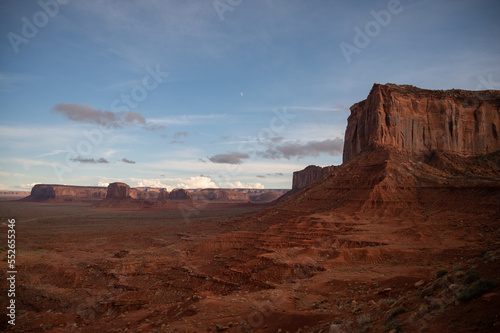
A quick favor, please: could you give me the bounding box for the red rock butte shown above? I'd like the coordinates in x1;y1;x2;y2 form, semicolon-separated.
343;83;500;163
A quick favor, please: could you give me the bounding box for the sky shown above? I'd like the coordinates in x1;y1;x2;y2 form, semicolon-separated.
0;0;499;191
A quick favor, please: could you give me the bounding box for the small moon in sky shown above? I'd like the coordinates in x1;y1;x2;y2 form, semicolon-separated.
240;92;244;96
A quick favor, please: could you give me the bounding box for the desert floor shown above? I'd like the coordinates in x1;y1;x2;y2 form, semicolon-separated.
0;200;499;332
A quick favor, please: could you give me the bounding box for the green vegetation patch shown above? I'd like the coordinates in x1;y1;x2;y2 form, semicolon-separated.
457;279;498;302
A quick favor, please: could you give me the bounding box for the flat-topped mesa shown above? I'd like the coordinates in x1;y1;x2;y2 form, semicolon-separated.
292;165;337;190
343;83;500;163
168;189;192;200
134;187;164;200
25;184;107;202
192;189;249;202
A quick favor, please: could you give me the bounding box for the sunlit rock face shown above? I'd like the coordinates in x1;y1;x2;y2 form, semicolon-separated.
343;83;500;163
292;165;337;190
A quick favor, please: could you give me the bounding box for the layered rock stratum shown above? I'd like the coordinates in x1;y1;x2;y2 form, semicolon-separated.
105;182;131;199
343;83;500;163
292;165;337;190
192;189;250;202
23;184;107;202
24;183;286;204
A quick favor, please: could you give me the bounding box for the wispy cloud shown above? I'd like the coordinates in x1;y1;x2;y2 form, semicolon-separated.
122;158;136;164
37;150;68;158
149;114;225;125
0;72;40;92
208;152;250;164
70;1;230;67
19;182;42;190
70;156;109;164
0;125;80;140
103;79;142;91
259;138;344;159
288;106;349;112
173;131;188;139
52;103;164;131
5;158;55;169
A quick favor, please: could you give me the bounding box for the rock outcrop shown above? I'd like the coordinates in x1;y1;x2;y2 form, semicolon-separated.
192;189;249;202
156;189;169;201
24;184;107;202
343;83;500;163
168;189;192;200
96;182;157;208
106;182;131;199
24;183;285;205
248;190;287;203
133;187;164;200
292;165;337;190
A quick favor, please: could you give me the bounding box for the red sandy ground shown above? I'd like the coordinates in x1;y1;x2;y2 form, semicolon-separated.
0;149;499;332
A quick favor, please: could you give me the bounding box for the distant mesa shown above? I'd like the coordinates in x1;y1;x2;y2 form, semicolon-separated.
23;184;107;202
248;190;284;203
162;188;277;203
23;182;286;205
133;187;164;200
192;189;249;202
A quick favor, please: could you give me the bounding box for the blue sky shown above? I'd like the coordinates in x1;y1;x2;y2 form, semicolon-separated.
1;0;499;190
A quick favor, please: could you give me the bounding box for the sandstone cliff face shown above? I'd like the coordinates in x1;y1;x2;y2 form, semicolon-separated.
106;182;131;199
134;187;163;200
156;189;169;201
343;84;500;163
25;184;107;202
292;165;337;190
192;189;249;202
248;190;287;203
168;189;192;200
25;185;104;202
